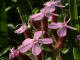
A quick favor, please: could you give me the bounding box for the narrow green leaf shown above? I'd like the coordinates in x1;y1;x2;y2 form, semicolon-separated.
0;47;10;57
73;48;80;60
0;0;8;48
61;48;70;54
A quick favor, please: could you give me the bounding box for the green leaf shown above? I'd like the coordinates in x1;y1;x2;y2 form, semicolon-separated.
73;48;80;60
5;7;12;12
32;8;39;14
0;0;8;48
61;49;74;60
0;47;10;57
61;48;70;54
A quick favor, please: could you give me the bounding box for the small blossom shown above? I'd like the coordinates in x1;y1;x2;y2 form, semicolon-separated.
18;31;53;56
77;35;80;40
48;18;76;37
14;24;27;34
30;0;64;21
9;47;19;60
30;7;58;21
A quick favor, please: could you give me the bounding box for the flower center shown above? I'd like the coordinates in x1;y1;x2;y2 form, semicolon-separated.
33;39;38;43
62;23;67;27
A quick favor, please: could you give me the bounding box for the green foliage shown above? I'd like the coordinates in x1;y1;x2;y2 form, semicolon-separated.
73;48;80;60
0;0;8;49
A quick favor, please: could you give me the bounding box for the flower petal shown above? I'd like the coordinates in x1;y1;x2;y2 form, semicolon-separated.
9;48;19;60
9;53;14;60
44;1;54;7
39;38;53;44
40;7;55;14
57;27;66;37
22;39;33;45
33;31;43;39
30;13;44;21
40;7;55;18
55;4;65;8
77;35;80;40
52;13;59;16
66;25;76;30
56;0;62;2
49;7;55;13
18;43;33;53
32;43;41;56
48;23;62;29
14;24;26;34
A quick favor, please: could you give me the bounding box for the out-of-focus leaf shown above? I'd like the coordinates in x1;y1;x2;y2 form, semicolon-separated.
5;7;12;12
41;45;52;52
0;47;10;57
61;48;70;54
32;8;39;14
46;57;51;60
0;0;8;48
11;0;17;2
61;49;74;60
8;24;15;29
73;48;80;60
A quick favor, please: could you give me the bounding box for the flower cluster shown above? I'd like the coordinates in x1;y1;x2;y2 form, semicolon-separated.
18;31;53;55
30;0;64;21
9;0;78;60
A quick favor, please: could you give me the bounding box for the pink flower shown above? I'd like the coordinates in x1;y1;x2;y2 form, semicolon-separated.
77;35;80;40
30;13;44;21
30;0;64;21
14;24;26;34
40;7;59;17
9;47;19;60
18;31;53;56
48;18;76;37
30;7;58;21
44;0;65;8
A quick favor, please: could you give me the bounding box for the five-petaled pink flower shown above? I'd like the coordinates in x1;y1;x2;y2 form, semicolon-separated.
9;47;19;60
14;24;26;34
18;31;53;56
48;18;76;37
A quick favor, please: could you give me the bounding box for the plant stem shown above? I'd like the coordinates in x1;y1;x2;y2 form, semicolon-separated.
17;7;24;24
69;0;79;30
68;0;79;48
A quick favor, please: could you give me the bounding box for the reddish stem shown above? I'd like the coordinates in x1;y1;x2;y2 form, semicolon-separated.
51;15;58;40
41;16;48;37
52;15;57;22
18;52;32;60
56;37;66;49
24;28;32;38
30;19;41;31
